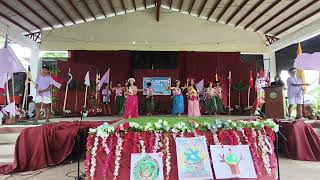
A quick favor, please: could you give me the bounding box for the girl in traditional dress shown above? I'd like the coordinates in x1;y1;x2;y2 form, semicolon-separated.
168;80;184;116
111;82;125;116
187;79;201;117
213;81;225;114
144;82;154;116
102;83;112;115
123;78;139;119
205;81;216;115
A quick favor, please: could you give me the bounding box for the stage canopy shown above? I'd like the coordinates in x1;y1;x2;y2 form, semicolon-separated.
0;0;319;53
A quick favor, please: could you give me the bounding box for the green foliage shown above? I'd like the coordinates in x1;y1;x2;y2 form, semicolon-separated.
225;152;240;165
233;80;248;92
311;86;320;117
41;51;68;58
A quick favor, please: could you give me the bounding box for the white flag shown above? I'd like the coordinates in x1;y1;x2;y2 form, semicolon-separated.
84;71;90;86
196;79;204;92
97;68;110;91
4;102;17;116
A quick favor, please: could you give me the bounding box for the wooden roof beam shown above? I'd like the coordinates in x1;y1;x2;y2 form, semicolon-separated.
225;0;249;24
107;0;116;15
244;0;280;29
155;0;161;21
197;0;207;17
274;7;320;36
68;0;86;22
18;0;53;28
144;0;147;9
0;11;30;32
264;0;318;34
178;0;184;12
234;0;264;27
255;0;299;31
81;0;96;20
95;0;106;17
169;0;173;9
216;0;234;22
131;0;136;11
120;0;127;13
52;0;76;24
188;0;196;14
36;0;65;26
0;0;41;30
207;0;222;20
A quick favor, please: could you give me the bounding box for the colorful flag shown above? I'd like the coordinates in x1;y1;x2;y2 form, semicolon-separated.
50;74;63;89
249;70;254;88
97;68;110;91
84;71;90;86
296;42;307;93
196;79;204;92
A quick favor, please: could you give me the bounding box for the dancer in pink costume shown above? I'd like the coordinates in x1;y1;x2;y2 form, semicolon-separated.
187;78;201;117
123;78;139;119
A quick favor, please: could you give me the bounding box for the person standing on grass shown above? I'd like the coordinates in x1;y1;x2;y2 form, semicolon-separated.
168;80;184;116
102;83;112;116
187;78;201;117
287;67;303;119
35;66;55;123
205;81;216;115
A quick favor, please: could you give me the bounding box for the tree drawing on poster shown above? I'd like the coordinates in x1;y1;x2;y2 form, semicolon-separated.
210;145;257;179
130;153;164;180
175;136;213;180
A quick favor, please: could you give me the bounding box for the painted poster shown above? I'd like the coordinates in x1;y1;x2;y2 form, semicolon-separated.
143;77;171;95
175;136;213;180
130;153;164;180
210;145;257;179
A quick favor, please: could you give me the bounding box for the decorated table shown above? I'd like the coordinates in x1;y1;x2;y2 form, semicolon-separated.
85;117;279;180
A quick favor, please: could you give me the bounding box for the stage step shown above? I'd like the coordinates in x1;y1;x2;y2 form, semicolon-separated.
0;133;20;144
0;143;15;156
0;155;14;164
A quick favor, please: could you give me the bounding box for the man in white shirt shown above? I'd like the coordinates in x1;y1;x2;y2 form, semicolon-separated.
287;67;303;119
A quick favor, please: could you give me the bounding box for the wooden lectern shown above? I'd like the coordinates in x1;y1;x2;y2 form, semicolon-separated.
263;86;285;119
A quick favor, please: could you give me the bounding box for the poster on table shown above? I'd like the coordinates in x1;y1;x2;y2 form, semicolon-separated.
210;145;257;179
175;136;213;180
130;153;164;180
143;77;171;95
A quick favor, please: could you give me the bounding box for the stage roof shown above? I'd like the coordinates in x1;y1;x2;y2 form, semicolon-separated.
1;0;320;40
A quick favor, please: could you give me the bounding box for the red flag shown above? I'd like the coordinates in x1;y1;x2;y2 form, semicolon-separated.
249;70;254;88
50;74;63;89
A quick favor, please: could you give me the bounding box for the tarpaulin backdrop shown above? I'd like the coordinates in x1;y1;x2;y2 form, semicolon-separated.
56;51;257;114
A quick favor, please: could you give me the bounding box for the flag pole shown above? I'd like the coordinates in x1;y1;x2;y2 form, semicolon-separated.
22;72;31;110
247;87;250;108
63;68;71;111
84;85;88;108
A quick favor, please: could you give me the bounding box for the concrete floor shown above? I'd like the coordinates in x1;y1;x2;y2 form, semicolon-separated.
1;158;320;180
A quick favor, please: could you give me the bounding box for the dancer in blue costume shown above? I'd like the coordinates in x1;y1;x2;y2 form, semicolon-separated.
168;80;184;116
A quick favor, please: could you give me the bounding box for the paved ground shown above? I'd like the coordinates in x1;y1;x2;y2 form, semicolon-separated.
1;157;320;180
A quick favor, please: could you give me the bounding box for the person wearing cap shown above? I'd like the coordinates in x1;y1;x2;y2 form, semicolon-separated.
123;78;139;119
287;67;303;119
35;66;55;122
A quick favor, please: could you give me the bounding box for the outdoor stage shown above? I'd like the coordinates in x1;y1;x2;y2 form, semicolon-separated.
0;115;279;180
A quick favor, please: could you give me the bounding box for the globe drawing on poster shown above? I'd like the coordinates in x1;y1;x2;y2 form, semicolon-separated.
143;77;171;95
130;153;164;180
210;145;257;179
175;136;213;180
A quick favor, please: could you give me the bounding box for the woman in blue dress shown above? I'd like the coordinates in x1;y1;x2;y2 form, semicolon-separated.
168;80;184;116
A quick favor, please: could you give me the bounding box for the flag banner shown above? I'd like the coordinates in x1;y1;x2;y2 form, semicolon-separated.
84;71;90;86
97;69;110;91
4;102;17;116
50;75;63;89
195;79;204;92
0;47;25;73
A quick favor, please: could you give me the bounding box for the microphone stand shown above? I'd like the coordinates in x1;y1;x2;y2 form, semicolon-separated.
257;110;286;180
75;106;86;180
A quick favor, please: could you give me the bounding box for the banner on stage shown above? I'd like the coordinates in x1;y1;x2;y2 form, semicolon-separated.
130;153;164;180
175;136;213;180
210;145;257;179
143;77;171;95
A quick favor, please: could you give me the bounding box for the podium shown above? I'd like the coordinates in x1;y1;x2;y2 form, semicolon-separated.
263;86;285;119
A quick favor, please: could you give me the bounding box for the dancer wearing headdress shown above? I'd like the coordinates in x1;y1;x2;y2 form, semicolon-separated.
187;78;201;117
123;78;139;119
111;82;125;116
167;80;184;116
